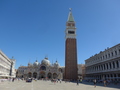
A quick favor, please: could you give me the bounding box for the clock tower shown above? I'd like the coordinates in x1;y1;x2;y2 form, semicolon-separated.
65;9;78;80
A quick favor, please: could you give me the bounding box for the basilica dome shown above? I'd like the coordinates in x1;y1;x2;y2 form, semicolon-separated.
33;60;39;66
54;61;59;67
41;57;50;65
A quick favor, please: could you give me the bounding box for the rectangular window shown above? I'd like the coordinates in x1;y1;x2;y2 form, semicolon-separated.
68;31;75;34
115;51;117;55
108;54;110;57
103;56;104;59
119;49;120;54
111;52;113;56
106;55;107;58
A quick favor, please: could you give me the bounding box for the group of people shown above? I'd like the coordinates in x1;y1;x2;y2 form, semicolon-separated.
93;79;119;87
76;79;119;87
51;79;62;84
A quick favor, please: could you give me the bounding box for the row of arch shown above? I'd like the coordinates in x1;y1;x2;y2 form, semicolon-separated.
86;48;120;65
27;72;58;79
86;73;120;80
86;60;120;73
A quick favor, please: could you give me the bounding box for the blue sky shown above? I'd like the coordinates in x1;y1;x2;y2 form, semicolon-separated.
0;0;120;69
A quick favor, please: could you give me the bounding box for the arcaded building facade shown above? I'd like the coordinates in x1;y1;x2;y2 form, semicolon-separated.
0;50;16;78
85;44;120;81
17;57;64;80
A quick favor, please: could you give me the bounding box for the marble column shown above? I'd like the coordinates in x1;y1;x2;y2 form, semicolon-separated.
111;62;113;69
102;64;104;70
37;73;39;79
105;64;107;70
118;60;120;68
112;74;115;80
100;65;102;71
102;75;105;80
116;74;118;80
109;74;111;80
114;61;117;68
108;63;110;70
98;66;99;71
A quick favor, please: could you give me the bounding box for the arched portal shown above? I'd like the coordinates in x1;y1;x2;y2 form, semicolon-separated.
33;72;37;78
28;72;32;78
53;73;57;79
47;73;52;79
40;71;45;79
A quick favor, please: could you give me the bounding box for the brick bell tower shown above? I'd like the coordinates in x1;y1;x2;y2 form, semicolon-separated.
65;9;78;80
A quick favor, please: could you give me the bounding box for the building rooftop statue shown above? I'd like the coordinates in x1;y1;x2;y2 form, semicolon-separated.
54;60;60;67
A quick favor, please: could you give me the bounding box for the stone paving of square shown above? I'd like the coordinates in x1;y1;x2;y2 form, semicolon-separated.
0;80;120;90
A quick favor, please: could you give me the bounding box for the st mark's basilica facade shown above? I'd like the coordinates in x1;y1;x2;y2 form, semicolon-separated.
17;57;64;79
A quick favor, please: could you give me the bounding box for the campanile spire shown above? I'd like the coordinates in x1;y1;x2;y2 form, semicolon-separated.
65;9;78;80
67;8;74;22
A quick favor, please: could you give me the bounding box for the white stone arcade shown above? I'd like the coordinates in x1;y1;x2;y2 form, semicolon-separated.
85;44;120;81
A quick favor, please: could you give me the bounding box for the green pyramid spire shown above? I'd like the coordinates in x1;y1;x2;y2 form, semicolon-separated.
67;8;74;22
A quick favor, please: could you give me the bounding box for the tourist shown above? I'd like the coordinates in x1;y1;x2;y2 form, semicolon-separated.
77;79;79;85
93;79;96;87
56;79;58;83
54;79;56;84
12;78;14;82
60;79;61;83
80;79;82;83
104;80;106;87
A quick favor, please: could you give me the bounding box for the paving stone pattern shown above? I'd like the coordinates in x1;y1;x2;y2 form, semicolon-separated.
0;80;120;90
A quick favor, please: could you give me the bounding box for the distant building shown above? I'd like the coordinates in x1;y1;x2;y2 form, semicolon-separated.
0;50;16;78
17;57;65;80
85;44;120;81
78;64;85;79
16;66;27;78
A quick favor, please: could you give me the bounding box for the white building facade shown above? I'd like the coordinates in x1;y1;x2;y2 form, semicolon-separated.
0;50;16;78
85;44;120;81
17;57;64;80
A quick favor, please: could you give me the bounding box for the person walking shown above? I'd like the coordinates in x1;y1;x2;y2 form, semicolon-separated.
93;79;97;87
12;78;14;82
104;80;106;87
80;79;82;83
60;79;61;83
77;79;79;85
